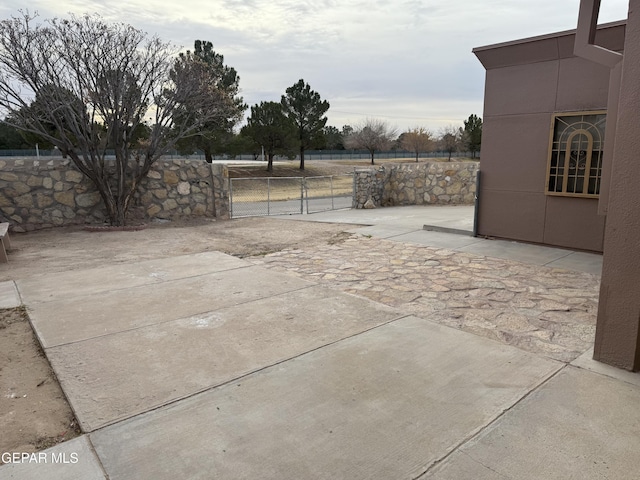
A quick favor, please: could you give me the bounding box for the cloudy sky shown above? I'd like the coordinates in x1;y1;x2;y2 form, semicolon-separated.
0;0;630;132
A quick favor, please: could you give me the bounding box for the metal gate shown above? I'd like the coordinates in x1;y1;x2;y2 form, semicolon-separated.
229;174;354;218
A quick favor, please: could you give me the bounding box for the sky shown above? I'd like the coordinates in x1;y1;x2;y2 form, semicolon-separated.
0;0;630;133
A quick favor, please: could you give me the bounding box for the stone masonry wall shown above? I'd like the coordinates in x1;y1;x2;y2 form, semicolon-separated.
0;158;229;232
353;162;479;208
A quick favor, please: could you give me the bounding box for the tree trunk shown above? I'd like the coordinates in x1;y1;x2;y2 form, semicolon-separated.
115;201;127;227
76;149;153;227
103;194;118;226
70;153;125;227
95;183;123;227
205;147;213;164
267;154;273;172
370;151;375;165
299;147;305;170
101;184;130;226
415;153;419;162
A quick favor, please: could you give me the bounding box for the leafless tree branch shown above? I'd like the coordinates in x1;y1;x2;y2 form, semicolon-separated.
0;12;237;225
344;118;397;165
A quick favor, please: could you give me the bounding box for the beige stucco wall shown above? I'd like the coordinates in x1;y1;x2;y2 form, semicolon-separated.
473;22;625;252
595;1;640;371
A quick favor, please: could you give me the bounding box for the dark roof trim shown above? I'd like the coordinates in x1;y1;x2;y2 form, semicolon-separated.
472;19;626;53
473;20;625;70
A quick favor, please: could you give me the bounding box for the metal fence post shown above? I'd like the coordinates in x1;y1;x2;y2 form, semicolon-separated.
229;179;234;219
330;176;335;210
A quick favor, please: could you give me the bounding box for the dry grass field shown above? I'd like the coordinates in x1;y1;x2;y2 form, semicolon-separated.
225;156;476;179
226;157;477;202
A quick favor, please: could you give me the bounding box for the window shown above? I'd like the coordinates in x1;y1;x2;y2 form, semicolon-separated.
547;111;606;197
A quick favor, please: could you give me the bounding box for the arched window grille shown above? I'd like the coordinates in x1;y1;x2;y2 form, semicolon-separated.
547;111;606;197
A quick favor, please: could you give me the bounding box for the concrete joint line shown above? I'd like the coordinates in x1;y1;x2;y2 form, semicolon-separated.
116;263;263;300
14;280;24;305
413;363;568;480
457;238;484;248
86;435;111;480
459;450;511;479
87;312;412;433
542;250;573;267
569;360;640;389
384;228;423;238
43;283;319;349
20;262;259;306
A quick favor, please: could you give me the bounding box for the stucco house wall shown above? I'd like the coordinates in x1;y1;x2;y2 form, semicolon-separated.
473;21;625;252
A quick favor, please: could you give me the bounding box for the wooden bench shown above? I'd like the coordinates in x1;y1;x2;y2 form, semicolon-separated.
0;223;11;263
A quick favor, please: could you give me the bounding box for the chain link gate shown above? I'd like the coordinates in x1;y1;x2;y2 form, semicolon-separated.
304;174;354;214
229;174;354;218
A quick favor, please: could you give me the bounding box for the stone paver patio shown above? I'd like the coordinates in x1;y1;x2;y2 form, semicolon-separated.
253;234;600;363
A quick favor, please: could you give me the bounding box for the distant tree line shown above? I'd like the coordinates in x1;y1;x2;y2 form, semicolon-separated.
2;108;483;166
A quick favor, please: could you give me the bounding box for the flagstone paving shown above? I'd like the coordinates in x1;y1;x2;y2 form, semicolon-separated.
252;234;601;363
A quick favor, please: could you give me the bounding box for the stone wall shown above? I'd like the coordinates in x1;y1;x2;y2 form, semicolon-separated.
135;160;230;221
0;158;229;232
353;162;479;208
1;158;477;232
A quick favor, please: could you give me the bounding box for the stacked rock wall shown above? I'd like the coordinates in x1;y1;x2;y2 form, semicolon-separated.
354;162;479;208
0;158;229;232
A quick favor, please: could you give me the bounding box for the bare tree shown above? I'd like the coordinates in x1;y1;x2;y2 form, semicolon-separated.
400;127;433;162
345;118;397;165
0;12;237;226
438;125;463;161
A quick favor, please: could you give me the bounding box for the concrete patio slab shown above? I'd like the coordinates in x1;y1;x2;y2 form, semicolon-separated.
0;280;20;309
389;230;484;249
458;238;574;266
572;348;640;387
0;436;105;480
345;224;419;238
287;205;475;231
17;251;249;304
422;225;474;236
90;316;561;480
424;366;640;480
46;285;401;431
545;251;603;275
27;264;312;347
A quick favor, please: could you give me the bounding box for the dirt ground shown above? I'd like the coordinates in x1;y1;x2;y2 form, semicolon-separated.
0;307;80;460
0;217;354;280
0;217;356;458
